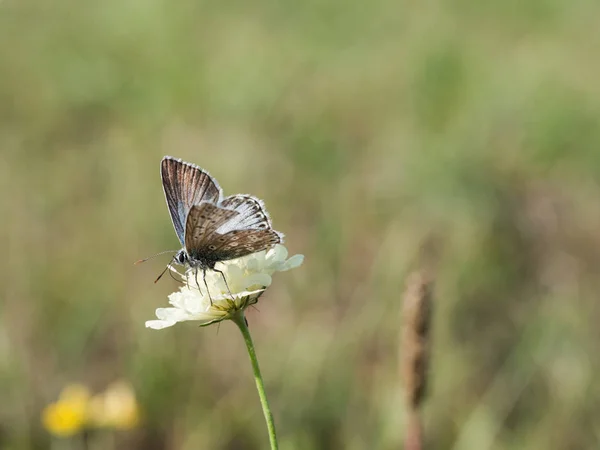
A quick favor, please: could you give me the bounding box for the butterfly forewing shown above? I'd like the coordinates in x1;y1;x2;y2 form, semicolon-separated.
161;156;222;245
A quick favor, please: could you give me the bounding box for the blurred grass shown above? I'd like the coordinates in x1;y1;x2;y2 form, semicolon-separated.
2;0;600;448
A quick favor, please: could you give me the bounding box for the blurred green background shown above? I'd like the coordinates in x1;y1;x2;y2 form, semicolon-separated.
2;0;600;448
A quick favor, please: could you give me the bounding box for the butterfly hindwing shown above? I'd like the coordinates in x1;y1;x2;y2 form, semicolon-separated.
161;156;222;245
203;228;284;261
184;202;239;257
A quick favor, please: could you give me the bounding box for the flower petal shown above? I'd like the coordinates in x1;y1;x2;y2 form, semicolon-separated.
145;319;177;330
243;273;272;290
155;307;189;322
167;290;190;309
282;254;304;271
212;288;266;302
268;244;288;262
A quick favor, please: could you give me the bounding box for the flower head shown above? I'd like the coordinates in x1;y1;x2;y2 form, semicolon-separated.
145;244;303;330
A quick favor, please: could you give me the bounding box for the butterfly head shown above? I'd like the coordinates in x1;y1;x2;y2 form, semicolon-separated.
175;249;189;265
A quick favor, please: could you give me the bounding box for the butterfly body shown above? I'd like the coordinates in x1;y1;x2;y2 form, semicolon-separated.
161;156;284;274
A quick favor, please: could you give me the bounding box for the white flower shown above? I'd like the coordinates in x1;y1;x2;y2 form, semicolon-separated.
145;245;303;330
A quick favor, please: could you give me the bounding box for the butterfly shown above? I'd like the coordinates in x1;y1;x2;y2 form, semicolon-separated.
158;156;284;295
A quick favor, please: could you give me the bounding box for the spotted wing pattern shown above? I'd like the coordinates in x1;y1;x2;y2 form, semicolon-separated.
161;156;222;245
217;194;273;233
202;228;284;262
184;202;239;256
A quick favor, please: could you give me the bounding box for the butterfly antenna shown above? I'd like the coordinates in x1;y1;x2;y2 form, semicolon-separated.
134;249;179;265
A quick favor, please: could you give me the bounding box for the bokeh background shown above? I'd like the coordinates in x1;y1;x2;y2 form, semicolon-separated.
2;0;600;449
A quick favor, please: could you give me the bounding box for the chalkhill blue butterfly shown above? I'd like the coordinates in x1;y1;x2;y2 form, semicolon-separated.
154;156;284;297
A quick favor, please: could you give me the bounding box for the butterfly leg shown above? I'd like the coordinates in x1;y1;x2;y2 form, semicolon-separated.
193;267;203;293
202;268;214;305
185;270;191;290
167;264;184;285
213;268;234;300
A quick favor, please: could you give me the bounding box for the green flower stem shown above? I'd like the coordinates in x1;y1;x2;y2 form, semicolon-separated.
232;312;279;450
81;430;90;450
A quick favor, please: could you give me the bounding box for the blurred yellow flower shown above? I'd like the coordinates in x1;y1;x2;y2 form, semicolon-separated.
42;381;140;437
88;381;140;430
42;384;90;437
